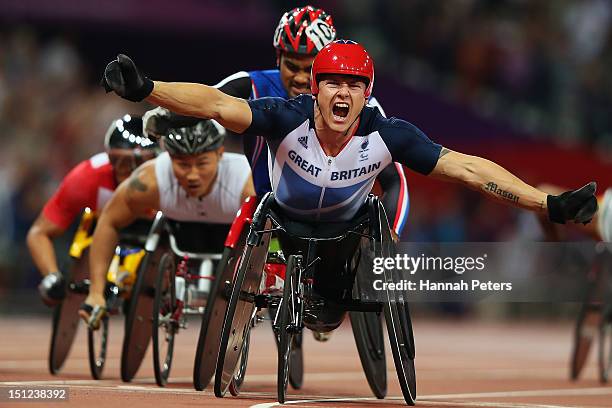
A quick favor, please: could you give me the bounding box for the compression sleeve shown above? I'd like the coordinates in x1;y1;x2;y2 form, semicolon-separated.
378;163;409;236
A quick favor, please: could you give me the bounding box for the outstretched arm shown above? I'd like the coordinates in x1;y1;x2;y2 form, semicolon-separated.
147;82;252;134
430;149;548;213
429;148;597;224
101;54;252;133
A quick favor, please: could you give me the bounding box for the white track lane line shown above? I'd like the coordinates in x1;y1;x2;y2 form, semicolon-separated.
3;378;612;407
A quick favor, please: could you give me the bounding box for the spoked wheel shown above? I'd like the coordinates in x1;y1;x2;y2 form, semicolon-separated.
570;304;602;380
384;301;416;406
228;326;251;396
214;218;271;397
87;316;109;379
269;305;303;390
152;252;178;387
49;252;89;375
277;255;301;404
599;306;612;383
121;244;166;382
350;310;386;398
193;224;249;391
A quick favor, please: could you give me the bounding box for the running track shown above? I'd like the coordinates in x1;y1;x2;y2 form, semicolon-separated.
1;316;611;407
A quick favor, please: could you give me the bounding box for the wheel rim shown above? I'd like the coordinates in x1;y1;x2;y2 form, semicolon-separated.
278;256;298;403
193;241;244;391
153;253;177;386
88;317;109;380
385;301;417;405
121;249;161;382
49;254;89;374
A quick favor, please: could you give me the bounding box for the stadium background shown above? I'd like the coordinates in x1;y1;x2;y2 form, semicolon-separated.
0;0;610;318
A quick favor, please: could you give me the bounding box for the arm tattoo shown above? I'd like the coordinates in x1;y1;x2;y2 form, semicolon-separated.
483;182;519;203
128;168;148;192
439;148;451;158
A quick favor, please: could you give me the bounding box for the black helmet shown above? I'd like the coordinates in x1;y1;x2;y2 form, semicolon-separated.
163;120;225;155
104;114;158;151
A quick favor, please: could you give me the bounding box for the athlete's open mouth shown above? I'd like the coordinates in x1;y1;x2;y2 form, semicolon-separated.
332;102;350;119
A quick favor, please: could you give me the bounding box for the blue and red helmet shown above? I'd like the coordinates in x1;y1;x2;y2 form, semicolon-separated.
310;40;375;98
273;6;336;56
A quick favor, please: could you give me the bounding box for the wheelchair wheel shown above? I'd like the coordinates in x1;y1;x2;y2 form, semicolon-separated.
384;301;416;406
193;224;249;391
570;304;601;380
152;252;178;387
49;252;89;375
121;245;166;382
277;254;301;403
350;311;386;399
269;306;303;390
289;333;303;390
214;218;271;398
87;316;109;379
228;326;250;396
599;306;612;383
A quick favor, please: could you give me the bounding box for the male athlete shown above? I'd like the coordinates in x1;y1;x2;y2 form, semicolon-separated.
27;115;158;306
100;41;596;227
145;6;410;237
79;119;254;322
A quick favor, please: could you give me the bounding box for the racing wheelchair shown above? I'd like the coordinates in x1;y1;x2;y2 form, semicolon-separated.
210;193;417;405
120;211;228;386
48;208;150;379
570;242;612;383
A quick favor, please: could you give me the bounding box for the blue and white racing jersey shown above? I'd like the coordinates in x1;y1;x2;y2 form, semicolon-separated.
245;95;441;222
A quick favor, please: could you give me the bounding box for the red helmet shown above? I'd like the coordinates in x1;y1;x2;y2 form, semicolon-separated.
273;6;336;55
310;40;375;97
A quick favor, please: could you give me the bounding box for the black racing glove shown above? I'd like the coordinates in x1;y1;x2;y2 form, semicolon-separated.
38;271;66;307
142;107;201;140
547;182;598;224
101;54;154;102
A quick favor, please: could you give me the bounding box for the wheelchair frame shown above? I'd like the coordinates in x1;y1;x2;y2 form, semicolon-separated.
212;193;417;405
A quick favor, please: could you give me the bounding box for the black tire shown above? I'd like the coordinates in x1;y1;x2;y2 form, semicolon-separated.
599;306;612;383
152;252;177;387
571;304;600;380
121;245;166;382
214;218;271;398
277;255;300;404
48;251;89;375
228;326;250;396
87;316;109;379
384;301;416;406
193;225;249;391
350;311;386;398
288;333;303;390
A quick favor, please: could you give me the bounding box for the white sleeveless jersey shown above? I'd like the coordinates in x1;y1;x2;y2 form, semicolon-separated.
155;152;250;223
599;188;612;242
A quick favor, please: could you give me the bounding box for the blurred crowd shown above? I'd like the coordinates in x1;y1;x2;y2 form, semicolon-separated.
0;28;142;289
336;0;612;150
2;0;610;291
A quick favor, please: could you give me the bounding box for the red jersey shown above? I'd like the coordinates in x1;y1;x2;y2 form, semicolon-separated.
43;153;117;229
